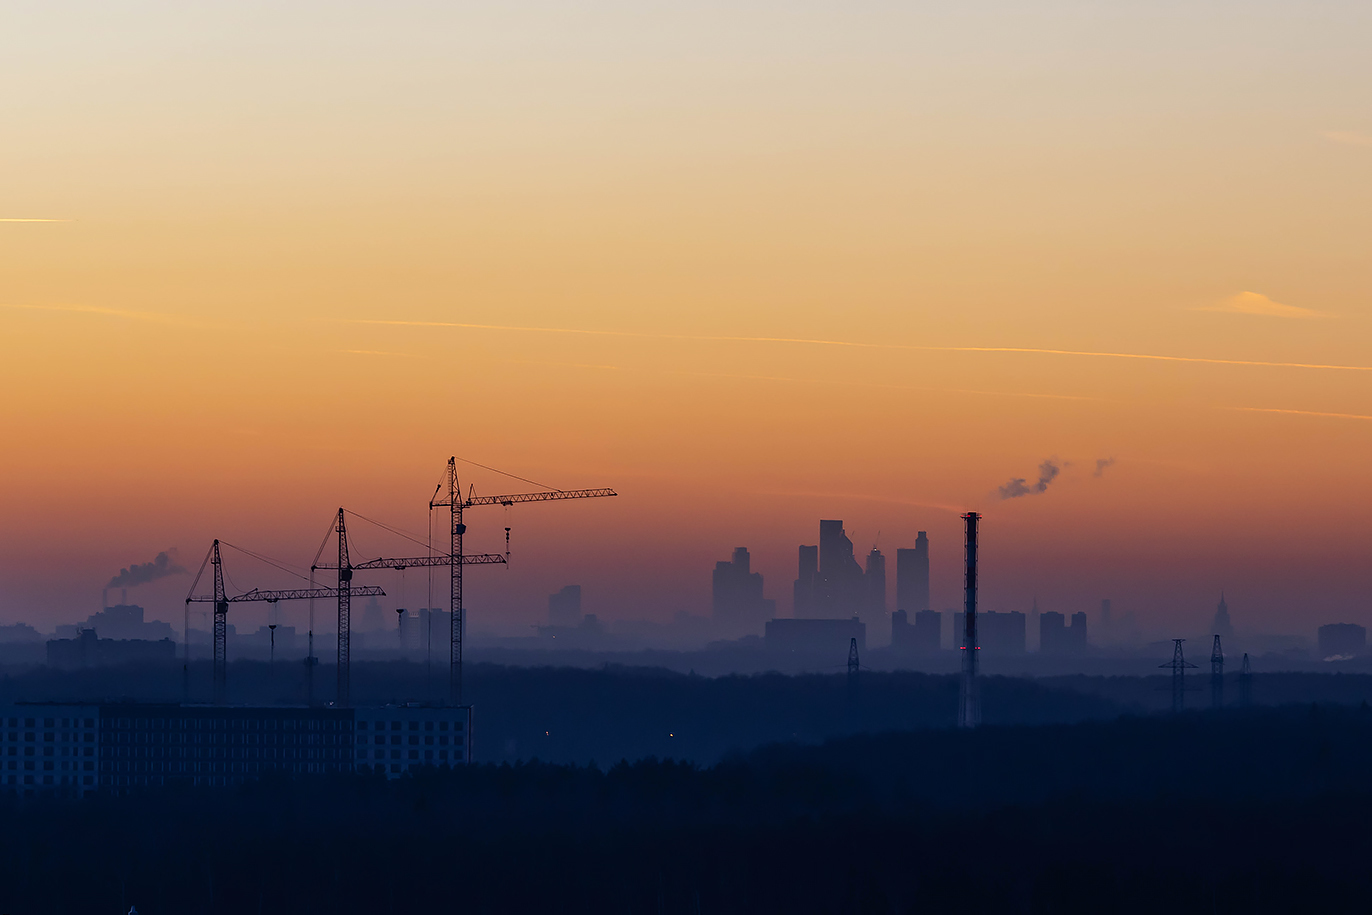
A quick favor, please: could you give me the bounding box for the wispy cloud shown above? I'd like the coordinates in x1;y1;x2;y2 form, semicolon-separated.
340;349;415;357
1094;457;1116;477
1235;407;1372;422
1197;291;1324;319
507;359;621;371
0;302;176;323
0;218;72;222
350;319;1372;372
1322;130;1372;148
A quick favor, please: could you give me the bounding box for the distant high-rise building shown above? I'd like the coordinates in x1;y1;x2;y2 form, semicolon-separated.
913;609;941;652
979;611;1026;654
794;544;819;617
548;585;582;627
794;522;866;622
1211;593;1234;642
712;547;775;637
864;548;886;619
361;596;385;633
896;533;931;613
817;520;865;619
894;608;942;653
1039;611;1066;654
1317;623;1366;659
1069;612;1088;651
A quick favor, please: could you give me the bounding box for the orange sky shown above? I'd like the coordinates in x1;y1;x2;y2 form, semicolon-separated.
2;0;1370;640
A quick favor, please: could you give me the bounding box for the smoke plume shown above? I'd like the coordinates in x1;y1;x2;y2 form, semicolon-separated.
1094;457;1116;477
107;550;186;589
998;459;1061;500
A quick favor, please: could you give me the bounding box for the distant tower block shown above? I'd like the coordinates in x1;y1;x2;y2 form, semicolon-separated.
896;532;931;614
1239;653;1253;708
958;513;981;729
1210;635;1224;709
847;637;859;687
548;585;582;627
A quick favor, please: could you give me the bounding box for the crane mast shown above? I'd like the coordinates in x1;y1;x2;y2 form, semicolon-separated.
185;539;383;705
429;457;616;705
312;507;507;707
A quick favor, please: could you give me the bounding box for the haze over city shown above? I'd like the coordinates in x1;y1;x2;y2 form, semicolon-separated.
2;3;1371;910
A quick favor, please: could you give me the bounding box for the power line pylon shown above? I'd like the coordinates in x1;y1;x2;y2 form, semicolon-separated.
958;511;981;729
185;540;384;705
1160;638;1197;713
429;457;616;706
1239;652;1252;708
1211;634;1224;709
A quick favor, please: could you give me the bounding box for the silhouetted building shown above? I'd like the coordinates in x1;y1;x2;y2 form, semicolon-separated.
979;611;1026;654
1211;593;1234;642
913;609;941;652
361;596;386;632
765;617;865;654
864;549;886;620
818;521;865;620
891;609;909;647
548;585;582;627
1317;623;1366;658
0;702;472;798
56;605;174;642
712;547;775;637
1070;612;1088;650
793;545;819;617
895;532;931;613
535;612;607;647
46;629;176;668
0;623;41;644
892;608;941;653
1039;610;1088;654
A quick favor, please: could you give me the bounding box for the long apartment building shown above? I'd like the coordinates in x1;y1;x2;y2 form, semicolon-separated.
0;703;472;799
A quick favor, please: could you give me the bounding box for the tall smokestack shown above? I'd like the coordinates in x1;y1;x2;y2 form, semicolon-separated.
958;512;981;728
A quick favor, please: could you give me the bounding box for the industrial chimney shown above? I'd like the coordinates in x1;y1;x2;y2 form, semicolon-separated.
958;512;981;728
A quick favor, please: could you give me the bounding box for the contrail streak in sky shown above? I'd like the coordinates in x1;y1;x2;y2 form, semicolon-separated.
1235;407;1372;421
351;319;1372;373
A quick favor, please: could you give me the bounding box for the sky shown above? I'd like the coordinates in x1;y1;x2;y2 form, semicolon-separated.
1;0;1370;640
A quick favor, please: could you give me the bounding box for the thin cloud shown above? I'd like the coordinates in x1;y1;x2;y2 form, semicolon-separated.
1094;457;1116;477
0;218;72;222
1235;407;1372;422
673;369;1101;402
508;359;621;371
0;302;177;323
350;319;1372;372
340;349;415;357
1322;130;1372;148
1197;291;1324;319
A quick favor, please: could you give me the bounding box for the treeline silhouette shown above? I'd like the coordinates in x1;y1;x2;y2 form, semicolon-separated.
1;706;1370;914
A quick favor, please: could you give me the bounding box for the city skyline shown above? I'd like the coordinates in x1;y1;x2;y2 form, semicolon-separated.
3;0;1371;639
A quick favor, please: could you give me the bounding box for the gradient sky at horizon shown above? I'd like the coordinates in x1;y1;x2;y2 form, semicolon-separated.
2;0;1370;639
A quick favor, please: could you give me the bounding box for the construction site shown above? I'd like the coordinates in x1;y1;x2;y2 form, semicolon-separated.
1;457;616;797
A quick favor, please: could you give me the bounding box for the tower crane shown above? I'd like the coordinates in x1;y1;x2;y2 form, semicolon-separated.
310;508;507;707
184;540;384;705
430;457;616;704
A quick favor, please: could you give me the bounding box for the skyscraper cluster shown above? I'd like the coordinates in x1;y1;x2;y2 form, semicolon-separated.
793;520;886;628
